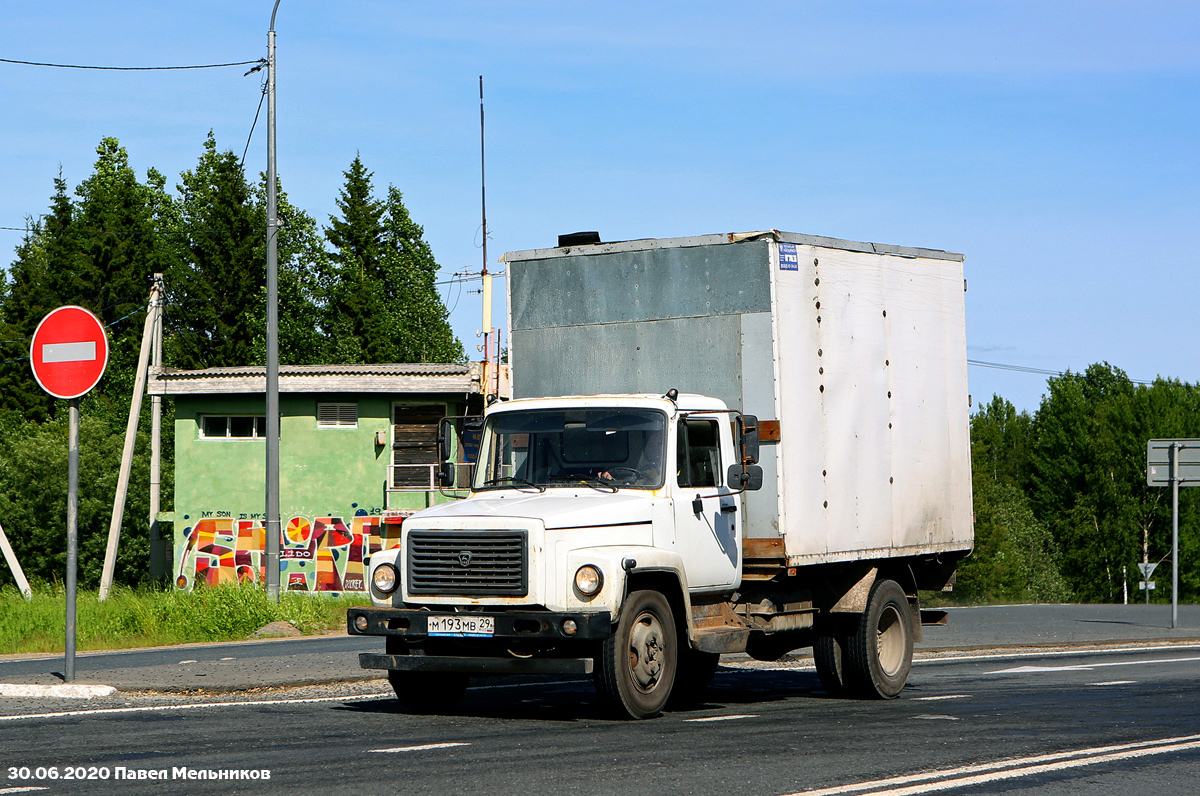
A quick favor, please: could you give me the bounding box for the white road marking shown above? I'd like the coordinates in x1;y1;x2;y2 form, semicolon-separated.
913;695;970;701
0;788;50;794
0;692;392;722
744;643;1200;674
369;742;471;753
178;660;197;664
918;642;1200;666
1089;680;1137;686
781;733;1200;796
41;341;95;363
911;714;960;721
684;714;757;723
988;655;1200;674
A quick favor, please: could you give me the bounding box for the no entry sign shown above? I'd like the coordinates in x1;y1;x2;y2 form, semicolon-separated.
30;306;109;399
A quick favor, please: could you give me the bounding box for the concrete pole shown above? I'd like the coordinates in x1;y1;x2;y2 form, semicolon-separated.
149;274;165;580
0;520;32;600
265;0;283;602
98;284;159;601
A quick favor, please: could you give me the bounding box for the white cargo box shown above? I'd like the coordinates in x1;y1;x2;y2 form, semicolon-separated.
503;231;972;566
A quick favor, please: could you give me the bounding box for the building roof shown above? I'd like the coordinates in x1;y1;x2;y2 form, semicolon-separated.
147;362;484;396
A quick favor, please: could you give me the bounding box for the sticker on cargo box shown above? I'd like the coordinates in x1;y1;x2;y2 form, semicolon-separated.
779;243;799;271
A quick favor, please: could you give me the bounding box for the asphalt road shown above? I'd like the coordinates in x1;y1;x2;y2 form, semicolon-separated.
1;643;1199;795
1;604;1198;795
2;603;1196;693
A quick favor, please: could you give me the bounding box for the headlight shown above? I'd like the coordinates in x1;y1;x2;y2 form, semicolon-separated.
574;565;604;597
372;563;399;594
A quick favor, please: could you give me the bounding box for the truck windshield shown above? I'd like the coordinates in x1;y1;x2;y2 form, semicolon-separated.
473;408;667;491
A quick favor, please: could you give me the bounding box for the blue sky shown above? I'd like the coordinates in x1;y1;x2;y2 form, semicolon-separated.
2;2;1196;412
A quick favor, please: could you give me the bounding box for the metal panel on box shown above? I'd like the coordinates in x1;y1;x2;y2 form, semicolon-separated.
772;241;972;564
512;315;744;410
508;240;772;332
738;311;782;540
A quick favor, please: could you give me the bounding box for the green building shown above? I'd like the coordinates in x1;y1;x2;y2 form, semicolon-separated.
148;363;491;594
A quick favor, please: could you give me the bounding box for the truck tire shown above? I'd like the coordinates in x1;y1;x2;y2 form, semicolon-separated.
387;670;469;714
667;648;720;708
813;632;850;697
845;579;913;699
594;590;678;719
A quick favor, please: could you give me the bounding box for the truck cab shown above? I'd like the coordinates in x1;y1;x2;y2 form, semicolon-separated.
348;392;762;718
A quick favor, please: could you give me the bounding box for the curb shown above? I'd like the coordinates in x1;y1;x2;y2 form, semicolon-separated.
0;683;118;699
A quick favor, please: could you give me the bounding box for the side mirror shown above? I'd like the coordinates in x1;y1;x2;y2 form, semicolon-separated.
727;463;764;491
437;418;454;462
738;415;760;465
436;461;456;487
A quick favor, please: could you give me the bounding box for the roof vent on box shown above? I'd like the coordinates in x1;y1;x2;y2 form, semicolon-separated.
557;231;601;247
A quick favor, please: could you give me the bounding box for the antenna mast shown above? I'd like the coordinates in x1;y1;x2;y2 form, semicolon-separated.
479;76;495;389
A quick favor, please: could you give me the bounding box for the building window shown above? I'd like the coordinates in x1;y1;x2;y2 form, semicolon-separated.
200;415;267;439
317;402;358;428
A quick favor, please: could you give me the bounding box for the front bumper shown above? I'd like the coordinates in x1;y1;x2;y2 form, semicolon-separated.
359;653;594;675
347;607;613;642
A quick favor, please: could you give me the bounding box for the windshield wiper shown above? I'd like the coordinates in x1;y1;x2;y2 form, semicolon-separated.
547;475;618;493
480;476;545;492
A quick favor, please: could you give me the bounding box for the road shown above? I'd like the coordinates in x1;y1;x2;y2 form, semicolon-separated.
2;640;1199;795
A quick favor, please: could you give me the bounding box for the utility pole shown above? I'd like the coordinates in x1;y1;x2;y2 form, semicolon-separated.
149;274;165;580
265;0;282;602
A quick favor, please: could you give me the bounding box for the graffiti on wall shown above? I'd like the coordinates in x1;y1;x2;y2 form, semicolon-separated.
176;507;409;594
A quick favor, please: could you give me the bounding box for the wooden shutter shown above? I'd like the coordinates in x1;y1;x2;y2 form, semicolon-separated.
393;404;445;487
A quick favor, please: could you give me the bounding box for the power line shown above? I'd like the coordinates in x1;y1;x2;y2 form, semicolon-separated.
241;84;268;167
0;57;263;71
968;358;1155;385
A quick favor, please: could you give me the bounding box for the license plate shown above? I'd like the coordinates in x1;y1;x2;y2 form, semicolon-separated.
427;615;495;637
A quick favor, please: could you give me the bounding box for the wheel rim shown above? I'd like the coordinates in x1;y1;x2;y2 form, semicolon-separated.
875;604;906;677
627;610;665;693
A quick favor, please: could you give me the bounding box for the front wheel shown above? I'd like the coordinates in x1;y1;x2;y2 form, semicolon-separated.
387;670;469;714
594;590;678;719
845;579;913;699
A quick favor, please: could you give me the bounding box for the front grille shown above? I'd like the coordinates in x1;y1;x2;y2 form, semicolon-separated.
407;530;528;596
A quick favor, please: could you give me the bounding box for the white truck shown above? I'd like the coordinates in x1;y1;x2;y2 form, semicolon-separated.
348;230;973;719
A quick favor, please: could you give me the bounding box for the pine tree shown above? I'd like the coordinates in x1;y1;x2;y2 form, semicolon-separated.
168;133;263;369
0;140;170;417
321;155;463;364
382;185;463;363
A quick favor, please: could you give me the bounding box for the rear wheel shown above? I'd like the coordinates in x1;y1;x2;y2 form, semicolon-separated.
594;590;678;719
845;579;913;699
387;670;469;714
813;632;850;697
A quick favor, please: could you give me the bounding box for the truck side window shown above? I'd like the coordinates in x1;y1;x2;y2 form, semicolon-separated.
677;418;721;488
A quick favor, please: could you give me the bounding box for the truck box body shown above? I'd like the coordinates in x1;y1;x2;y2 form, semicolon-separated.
504;231;972;567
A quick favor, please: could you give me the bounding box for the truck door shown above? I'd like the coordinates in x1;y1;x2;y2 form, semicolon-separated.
672;416;739;589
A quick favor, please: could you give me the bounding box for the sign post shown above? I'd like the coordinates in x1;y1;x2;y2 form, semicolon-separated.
30;306;109;682
1147;439;1200;629
1138;562;1158;605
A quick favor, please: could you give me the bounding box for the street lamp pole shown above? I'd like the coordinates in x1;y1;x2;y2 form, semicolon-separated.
265;0;282;602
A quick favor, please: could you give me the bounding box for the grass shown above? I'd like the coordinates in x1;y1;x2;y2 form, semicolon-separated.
0;583;369;655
